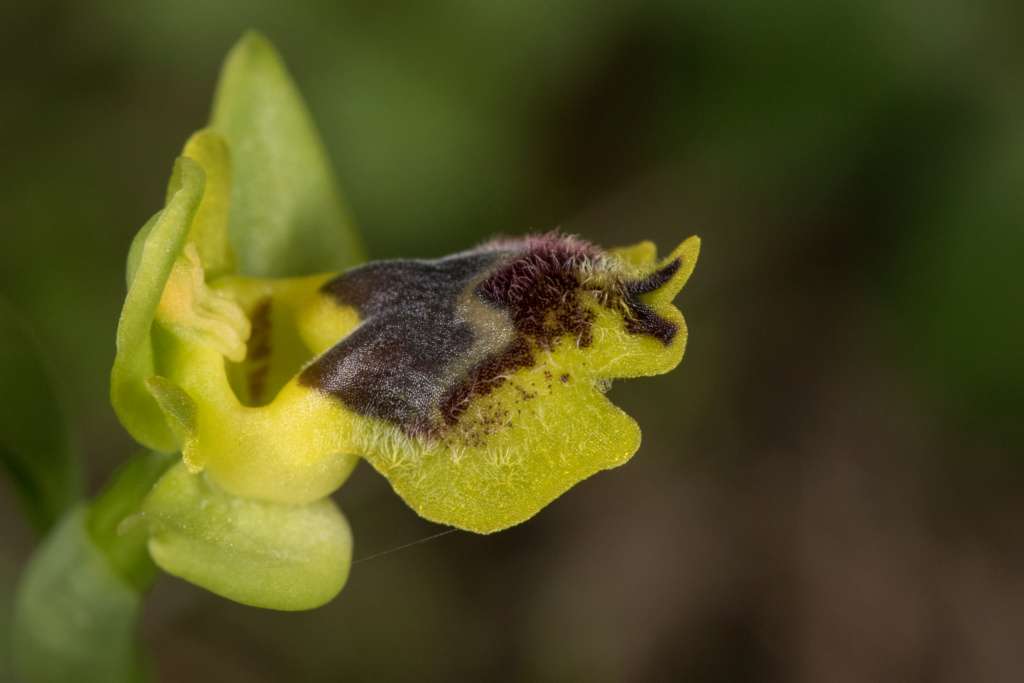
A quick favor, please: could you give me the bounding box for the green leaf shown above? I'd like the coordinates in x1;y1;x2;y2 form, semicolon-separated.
0;297;83;535
12;508;148;683
136;462;352;611
210;30;367;277
111;157;206;452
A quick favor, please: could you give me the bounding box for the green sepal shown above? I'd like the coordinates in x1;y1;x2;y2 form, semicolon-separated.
210;31;366;277
134;462;352;611
12;508;149;683
0;297;83;536
111;157;206;452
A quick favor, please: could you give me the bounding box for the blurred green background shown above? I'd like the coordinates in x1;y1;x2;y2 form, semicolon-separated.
2;0;1024;680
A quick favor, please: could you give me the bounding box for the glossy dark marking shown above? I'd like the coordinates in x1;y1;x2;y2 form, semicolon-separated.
302;233;682;440
437;336;532;429
620;258;680;346
300;250;513;432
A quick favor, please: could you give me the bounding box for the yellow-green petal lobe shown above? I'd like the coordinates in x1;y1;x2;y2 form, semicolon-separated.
146;328;361;502
135;462;352;611
359;365;642;533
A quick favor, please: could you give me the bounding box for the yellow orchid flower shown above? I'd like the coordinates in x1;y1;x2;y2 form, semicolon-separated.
143;231;698;534
108;32;699;610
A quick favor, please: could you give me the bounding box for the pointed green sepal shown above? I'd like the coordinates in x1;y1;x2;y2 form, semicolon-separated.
210;31;366;277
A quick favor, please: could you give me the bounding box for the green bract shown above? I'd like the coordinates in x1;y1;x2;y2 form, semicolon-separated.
106;31;699;611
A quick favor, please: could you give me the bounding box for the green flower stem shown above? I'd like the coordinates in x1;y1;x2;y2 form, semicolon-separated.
12;451;177;683
87;451;179;593
13;508;148;683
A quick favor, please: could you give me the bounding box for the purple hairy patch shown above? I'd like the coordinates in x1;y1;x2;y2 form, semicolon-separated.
478;232;603;350
437;233;602;428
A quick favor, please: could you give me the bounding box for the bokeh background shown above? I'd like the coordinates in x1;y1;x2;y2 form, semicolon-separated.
2;0;1024;681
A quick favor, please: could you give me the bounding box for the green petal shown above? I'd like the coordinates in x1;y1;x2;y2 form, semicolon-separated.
182;129;237;280
0;297;83;535
210;31;366;277
12;508;148;683
111;157;206;452
136;462;352;611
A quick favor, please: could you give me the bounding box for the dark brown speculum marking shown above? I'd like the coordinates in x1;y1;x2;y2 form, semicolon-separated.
246;296;274;405
300;233;680;438
300;250;513;432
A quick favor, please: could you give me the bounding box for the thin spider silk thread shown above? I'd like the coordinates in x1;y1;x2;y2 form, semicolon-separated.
352;528;460;565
